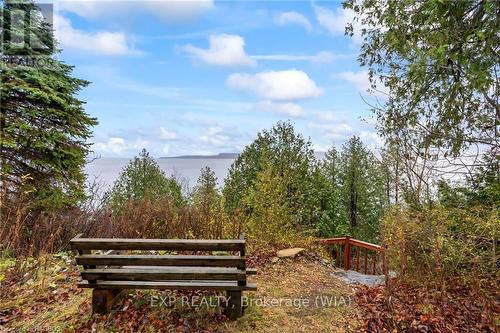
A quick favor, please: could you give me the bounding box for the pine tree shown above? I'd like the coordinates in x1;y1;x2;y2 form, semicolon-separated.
223;121;317;227
243;155;293;246
340;137;386;241
316;147;348;237
316;137;387;242
192;166;222;238
0;0;97;208
109;149;183;212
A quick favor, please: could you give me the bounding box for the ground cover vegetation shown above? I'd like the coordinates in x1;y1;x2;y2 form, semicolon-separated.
0;0;498;331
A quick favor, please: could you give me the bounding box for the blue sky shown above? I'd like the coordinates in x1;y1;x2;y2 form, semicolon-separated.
50;0;386;157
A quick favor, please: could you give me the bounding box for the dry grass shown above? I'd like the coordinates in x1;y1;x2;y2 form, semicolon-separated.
231;257;361;333
0;253;362;333
0;254;92;332
0;193;241;259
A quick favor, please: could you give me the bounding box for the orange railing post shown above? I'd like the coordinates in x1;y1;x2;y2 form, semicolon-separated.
364;248;368;274
336;244;341;268
343;236;351;270
318;236;385;274
356;246;360;271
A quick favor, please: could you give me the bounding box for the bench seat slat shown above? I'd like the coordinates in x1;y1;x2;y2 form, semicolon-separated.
82;267;246;281
72;236;256;319
71;238;245;251
78;280;257;291
76;254;245;267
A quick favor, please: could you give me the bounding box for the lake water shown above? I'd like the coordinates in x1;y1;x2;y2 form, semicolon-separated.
85;157;236;190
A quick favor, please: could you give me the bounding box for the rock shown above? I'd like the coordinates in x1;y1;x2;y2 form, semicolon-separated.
271;257;279;263
320;258;330;266
277;247;306;258
331;269;385;286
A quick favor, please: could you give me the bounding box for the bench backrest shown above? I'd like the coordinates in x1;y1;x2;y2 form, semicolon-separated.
70;235;248;284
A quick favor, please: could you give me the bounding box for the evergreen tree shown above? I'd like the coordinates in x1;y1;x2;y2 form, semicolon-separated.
438;153;500;209
0;0;97;208
316;137;387;242
316;147;347;237
340;137;386;241
380;144;402;205
223;121;317;227
109;149;183;212
192;166;222;238
243;155;293;246
193;166;219;205
467;153;500;207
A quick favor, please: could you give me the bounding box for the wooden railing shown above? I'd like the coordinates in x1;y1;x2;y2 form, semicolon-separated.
319;236;387;275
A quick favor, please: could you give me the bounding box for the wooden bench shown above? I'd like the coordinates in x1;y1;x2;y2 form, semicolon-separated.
70;234;257;319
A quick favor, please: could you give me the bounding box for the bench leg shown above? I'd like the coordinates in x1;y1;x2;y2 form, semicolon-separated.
92;289;121;315
225;291;242;320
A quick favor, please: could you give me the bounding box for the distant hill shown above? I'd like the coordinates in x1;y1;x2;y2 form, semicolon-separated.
160;153;239;159
161;152;326;160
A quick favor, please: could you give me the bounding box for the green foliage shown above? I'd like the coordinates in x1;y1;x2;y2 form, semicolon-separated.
192;166;223;238
315;148;347;237
0;0;97;209
109;149;183;212
383;205;499;285
193;166;219;207
345;0;499;155
243;155;294;247
223;121;317;227
342;137;387;241
224;124;388;243
437;151;499;212
464;153;500;207
347;0;500;288
316;137;387;242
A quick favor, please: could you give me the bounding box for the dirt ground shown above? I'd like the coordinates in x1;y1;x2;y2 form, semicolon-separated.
0;253;363;332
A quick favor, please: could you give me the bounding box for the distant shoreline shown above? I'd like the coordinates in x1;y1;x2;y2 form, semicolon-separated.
160;153;239;159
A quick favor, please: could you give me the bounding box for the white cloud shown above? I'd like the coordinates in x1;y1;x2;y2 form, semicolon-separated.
57;1;113;19
93;137;126;154
227;69;322;101
308;112;383;150
360;131;384;150
313;4;363;43
315;111;348;122
93;137;149;156
58;0;214;23
162;144;171;156
79;65;181;99
338;70;389;97
338;70;371;92
199;127;230;147
252;51;338;63
256;100;304;118
159;127;178;140
275;11;312;32
182;34;256;67
55;15;138;55
309;122;354;141
308;51;336;63
144;0;214;22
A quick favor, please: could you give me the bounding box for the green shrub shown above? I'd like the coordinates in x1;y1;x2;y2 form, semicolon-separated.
243;158;296;247
382;205;498;286
109;149;183;213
